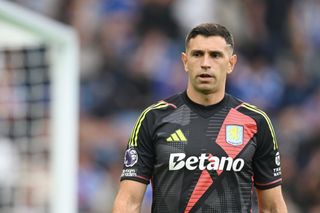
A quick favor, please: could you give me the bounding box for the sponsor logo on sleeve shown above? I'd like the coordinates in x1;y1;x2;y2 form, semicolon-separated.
226;125;244;146
121;169;137;177
124;148;138;167
273;167;281;176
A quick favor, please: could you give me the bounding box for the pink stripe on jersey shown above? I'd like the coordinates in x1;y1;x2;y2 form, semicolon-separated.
215;108;257;159
159;100;177;109
184;154;223;213
184;169;213;213
136;175;149;182
255;178;282;186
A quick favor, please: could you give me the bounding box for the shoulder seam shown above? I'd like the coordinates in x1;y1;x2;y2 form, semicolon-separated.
129;101;175;147
239;103;278;150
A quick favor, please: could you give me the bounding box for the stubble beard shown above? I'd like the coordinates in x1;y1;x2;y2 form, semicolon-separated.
191;81;217;95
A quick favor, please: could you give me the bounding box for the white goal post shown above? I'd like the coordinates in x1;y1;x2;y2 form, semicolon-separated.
0;1;79;213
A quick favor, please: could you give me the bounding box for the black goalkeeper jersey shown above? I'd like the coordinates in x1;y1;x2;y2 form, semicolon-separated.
120;91;282;213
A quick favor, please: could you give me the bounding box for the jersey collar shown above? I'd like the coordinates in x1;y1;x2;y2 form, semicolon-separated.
181;91;229;118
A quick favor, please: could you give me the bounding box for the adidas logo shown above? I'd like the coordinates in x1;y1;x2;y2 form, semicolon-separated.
166;129;187;142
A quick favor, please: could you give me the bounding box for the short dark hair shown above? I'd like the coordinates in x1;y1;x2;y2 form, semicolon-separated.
185;23;234;50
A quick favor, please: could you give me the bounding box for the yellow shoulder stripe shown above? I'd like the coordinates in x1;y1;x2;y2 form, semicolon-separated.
129;101;169;147
241;103;279;150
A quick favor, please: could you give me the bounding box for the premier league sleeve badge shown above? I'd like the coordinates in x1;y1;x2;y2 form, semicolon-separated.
124;148;138;167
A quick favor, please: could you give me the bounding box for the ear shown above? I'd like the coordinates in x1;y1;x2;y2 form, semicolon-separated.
227;54;237;74
181;52;188;72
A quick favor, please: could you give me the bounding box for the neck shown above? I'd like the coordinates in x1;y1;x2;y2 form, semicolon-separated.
186;89;225;106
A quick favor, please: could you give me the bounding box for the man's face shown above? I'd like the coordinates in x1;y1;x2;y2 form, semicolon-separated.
182;35;237;95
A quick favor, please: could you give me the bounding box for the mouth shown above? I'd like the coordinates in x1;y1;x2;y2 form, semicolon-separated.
197;73;213;79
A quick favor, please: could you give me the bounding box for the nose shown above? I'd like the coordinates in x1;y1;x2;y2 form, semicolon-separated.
201;54;211;69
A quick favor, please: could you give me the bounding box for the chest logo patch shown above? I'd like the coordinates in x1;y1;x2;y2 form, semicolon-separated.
166;129;187;142
226;125;244;146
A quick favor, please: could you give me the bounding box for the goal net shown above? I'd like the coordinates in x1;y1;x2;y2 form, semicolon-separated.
0;1;79;213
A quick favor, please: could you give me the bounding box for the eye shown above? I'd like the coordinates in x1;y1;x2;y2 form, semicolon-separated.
191;51;203;57
210;51;223;58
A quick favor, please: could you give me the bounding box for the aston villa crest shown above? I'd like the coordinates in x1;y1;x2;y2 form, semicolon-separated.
226;125;244;146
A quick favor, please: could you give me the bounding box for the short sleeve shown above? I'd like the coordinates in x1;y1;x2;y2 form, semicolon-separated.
120;102;171;184
253;114;282;190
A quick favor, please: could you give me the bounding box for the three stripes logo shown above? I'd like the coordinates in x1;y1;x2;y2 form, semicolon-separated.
166;129;187;142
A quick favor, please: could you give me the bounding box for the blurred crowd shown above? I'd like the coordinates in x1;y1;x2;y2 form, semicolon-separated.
7;0;320;212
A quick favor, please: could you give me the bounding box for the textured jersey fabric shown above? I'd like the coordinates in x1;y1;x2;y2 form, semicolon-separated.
120;91;282;213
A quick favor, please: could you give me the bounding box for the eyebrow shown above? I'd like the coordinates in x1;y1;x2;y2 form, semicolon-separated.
190;49;225;55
